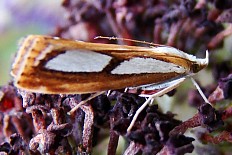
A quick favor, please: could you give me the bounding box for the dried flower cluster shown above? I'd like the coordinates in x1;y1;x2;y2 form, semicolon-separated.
1;0;232;154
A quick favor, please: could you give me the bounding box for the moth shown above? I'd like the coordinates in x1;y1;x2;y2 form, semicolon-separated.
11;35;209;131
11;35;208;93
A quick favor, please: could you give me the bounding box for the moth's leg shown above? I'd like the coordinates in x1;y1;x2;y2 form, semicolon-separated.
190;77;211;105
124;87;128;92
107;90;112;96
68;91;106;115
138;77;187;94
127;77;186;132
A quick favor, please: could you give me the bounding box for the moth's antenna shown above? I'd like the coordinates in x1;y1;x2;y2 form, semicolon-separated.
190;77;211;105
94;36;164;47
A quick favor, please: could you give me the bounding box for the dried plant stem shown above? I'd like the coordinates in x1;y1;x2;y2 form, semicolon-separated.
108;116;119;155
80;105;94;153
169;114;201;136
123;142;141;155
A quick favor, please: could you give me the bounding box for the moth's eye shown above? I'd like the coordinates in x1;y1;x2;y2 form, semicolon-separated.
192;64;200;73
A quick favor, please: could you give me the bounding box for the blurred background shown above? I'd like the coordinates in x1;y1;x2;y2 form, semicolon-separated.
0;0;64;85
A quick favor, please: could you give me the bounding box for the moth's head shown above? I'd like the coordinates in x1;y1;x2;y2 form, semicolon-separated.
191;50;209;73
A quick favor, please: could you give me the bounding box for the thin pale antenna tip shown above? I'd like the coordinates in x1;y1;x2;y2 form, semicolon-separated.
94;36;102;40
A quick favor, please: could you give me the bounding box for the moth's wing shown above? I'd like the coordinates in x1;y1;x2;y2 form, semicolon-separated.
11;35;191;94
